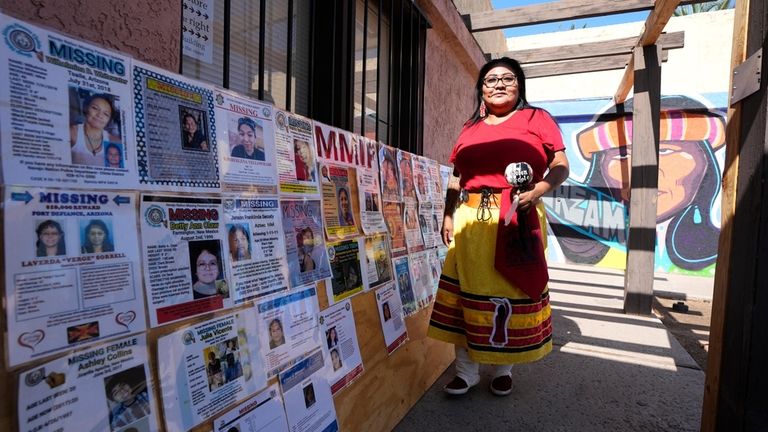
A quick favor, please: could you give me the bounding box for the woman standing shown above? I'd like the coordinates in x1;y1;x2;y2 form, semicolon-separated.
428;57;569;396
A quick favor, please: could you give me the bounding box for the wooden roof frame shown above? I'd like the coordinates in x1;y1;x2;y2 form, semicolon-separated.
466;0;711;97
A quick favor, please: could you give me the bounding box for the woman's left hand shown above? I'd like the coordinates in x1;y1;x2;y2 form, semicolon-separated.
517;182;544;213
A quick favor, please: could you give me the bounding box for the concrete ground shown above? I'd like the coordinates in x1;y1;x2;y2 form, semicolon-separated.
395;266;706;432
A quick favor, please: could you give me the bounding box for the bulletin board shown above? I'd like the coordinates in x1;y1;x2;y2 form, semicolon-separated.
0;12;455;432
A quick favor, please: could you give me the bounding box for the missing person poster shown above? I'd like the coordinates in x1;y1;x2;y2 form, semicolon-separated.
280;200;331;288
326;238;366;305
319;162;360;240
140;194;230;327
214;384;289;432
433;202;445;247
18;335;157;432
403;202;425;253
397;150;417;204
378;144;401;203
439;164;453;201
133;61;220;190
4;187;146;367
319;300;364;395
0;14;138;189
356;158;387;235
214;89;278;193
363;234;393;290
279;350;339;432
429;247;445;296
426;158;443;202
375;283;408;355
256;286;322;378
412;155;431;203
158;310;267;431
393;255;417;317
383;201;406;257
273;109;320;196
223;196;290;302
409;250;434;311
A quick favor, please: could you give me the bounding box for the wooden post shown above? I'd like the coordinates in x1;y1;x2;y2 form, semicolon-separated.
623;44;661;315
700;0;749;429
703;0;768;428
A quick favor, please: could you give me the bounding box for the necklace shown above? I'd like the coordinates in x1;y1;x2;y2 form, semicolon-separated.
84;129;103;155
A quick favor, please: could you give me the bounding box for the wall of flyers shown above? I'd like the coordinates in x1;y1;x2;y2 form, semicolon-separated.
0;12;452;432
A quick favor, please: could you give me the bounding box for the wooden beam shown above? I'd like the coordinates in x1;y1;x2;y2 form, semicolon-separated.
701;0;750;429
623;44;662;316
614;0;684;103
464;0;709;32
523;50;669;79
495;31;683;64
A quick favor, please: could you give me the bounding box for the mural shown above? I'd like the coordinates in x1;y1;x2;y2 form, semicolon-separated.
540;94;727;276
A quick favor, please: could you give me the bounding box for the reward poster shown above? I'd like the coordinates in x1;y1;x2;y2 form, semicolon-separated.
0;14;138;188
4;187;145;367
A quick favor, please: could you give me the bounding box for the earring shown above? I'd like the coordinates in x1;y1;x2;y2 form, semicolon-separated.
479;101;487;118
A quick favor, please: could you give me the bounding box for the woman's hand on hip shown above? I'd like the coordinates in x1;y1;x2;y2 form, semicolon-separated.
441;215;454;246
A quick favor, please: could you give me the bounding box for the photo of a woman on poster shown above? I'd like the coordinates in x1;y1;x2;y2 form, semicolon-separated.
80;219;115;254
382;302;392;322
35;220;66;257
296;228;317;272
268;318;286;349
398;153;417;200
294;139;316;181
380;151;400;201
230;117;265;160
180;108;209;151
326;327;338;349
330;348;342;371
227;224;252;262
189;240;228;299
337;187;355;226
70;92;122;166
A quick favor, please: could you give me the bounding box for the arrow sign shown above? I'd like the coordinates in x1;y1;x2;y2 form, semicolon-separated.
113;195;131;206
11;191;33;204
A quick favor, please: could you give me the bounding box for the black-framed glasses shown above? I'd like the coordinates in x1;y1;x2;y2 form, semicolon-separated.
483;75;517;88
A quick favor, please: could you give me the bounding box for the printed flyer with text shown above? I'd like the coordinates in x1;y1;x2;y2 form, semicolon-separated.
0;14;138;189
4;187;145;366
18;335;157;432
158;310;267;431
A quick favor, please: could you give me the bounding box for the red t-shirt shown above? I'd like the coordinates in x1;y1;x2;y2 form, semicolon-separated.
449;108;565;190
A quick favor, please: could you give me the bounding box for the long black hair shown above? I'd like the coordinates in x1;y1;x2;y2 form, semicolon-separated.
466;57;531;126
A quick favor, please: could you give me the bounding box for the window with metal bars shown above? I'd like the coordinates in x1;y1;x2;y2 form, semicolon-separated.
180;0;428;153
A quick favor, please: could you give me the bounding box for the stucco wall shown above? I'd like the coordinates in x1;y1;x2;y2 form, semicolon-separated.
422;32;477;164
415;0;485;164
0;0;181;71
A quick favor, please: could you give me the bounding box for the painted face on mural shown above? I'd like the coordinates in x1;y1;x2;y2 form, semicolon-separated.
599;140;708;221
